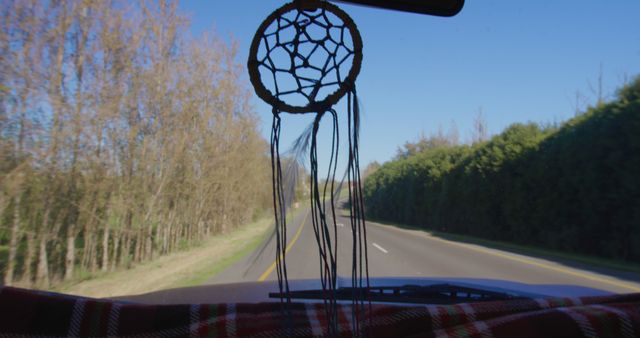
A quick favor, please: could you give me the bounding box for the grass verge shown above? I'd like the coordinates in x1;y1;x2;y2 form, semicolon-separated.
370;218;640;275
159;205;306;288
58;216;274;298
171;221;272;288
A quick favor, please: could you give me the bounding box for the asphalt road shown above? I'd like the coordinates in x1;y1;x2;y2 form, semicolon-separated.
208;205;640;295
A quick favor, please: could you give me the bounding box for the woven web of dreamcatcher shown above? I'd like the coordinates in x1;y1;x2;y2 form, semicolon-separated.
250;2;361;113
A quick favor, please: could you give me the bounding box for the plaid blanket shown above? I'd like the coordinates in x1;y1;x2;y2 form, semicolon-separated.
0;286;638;337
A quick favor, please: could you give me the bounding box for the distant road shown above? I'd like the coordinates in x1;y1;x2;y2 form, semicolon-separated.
209;204;640;294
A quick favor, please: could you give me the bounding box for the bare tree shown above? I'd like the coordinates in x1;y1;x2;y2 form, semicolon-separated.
447;120;460;146
588;63;605;106
0;0;272;289
471;108;488;145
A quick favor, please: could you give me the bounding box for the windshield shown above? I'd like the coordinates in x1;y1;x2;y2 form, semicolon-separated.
1;0;639;301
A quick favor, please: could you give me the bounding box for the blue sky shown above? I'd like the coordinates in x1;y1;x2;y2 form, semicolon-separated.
179;0;640;169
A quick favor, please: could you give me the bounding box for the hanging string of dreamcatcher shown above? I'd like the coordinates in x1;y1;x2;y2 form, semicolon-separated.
248;0;370;335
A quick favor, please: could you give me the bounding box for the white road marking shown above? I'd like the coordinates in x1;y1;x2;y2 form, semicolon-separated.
337;223;344;227
372;242;388;254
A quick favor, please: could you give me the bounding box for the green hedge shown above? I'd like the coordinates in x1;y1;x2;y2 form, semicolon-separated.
364;77;640;262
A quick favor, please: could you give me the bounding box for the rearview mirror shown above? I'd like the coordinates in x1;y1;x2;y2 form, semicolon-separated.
331;0;465;17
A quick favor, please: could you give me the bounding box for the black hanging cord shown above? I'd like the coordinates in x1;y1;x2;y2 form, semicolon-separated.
308;109;342;336
270;110;293;333
250;1;369;336
346;87;371;336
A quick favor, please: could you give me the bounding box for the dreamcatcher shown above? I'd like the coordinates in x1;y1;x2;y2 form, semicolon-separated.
248;0;369;335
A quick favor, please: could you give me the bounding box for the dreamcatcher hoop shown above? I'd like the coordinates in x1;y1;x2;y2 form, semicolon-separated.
247;0;363;114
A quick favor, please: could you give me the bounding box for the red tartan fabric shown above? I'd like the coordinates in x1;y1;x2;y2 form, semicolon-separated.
0;286;639;337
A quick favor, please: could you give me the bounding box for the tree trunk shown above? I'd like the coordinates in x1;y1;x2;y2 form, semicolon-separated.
134;229;142;262
4;196;21;286
121;231;131;267
198;220;204;240
145;224;153;260
82;199;99;273
82;230;93;269
64;224;76;281
22;232;36;286
89;235;98;273
111;231;120;271
162;223;169;254
36;235;49;288
101;226;109;271
35;200;52;288
121;211;133;266
172;226;177;252
177;225;183;250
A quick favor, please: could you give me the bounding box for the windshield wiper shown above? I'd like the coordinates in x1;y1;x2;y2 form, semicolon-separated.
269;284;526;304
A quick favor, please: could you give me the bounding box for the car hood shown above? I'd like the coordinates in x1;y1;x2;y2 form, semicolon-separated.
112;277;613;305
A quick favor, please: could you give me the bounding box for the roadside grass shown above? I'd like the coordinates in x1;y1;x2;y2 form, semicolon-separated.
369;218;640;275
56;205;306;298
57;216;274;298
317;184;351;201
170;219;272;288
337;187;351;201
171;204;305;288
